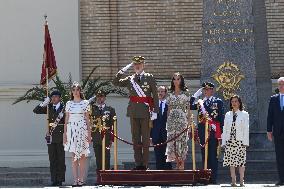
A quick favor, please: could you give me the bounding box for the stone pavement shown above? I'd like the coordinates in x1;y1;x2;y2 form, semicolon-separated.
0;184;282;189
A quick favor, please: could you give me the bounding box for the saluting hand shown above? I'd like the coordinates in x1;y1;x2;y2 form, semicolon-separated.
193;88;203;98
118;62;133;74
40;97;50;107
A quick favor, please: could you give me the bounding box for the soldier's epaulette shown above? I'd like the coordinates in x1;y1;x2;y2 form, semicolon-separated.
213;96;222;101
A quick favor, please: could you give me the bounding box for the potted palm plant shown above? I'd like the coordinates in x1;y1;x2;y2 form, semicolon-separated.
13;66;127;105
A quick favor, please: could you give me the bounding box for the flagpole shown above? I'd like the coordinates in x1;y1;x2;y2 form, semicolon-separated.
44;14;50;137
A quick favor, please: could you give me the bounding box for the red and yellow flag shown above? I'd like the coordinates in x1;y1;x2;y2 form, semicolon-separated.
40;22;57;85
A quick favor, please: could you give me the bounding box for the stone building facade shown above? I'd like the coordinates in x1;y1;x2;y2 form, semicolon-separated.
80;0;284;80
0;0;283;170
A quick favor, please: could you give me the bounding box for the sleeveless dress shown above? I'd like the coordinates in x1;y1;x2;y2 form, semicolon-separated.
223;113;246;167
165;91;191;161
64;100;90;161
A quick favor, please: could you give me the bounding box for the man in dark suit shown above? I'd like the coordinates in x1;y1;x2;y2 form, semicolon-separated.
150;86;172;170
267;77;284;186
33;91;66;186
190;82;224;184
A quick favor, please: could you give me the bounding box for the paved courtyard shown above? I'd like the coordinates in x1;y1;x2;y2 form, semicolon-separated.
0;184;282;189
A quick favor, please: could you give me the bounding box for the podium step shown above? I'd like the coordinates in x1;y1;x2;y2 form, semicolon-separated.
97;169;211;185
122;160;278;184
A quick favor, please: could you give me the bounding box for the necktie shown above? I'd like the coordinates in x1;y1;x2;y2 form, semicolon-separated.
53;106;57;112
99;106;103;114
281;95;284;111
159;101;163;116
137;74;141;82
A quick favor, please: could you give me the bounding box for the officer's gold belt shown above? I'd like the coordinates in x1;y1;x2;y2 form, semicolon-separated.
49;123;64;127
92;125;110;133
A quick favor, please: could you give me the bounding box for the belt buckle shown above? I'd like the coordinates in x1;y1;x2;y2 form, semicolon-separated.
49;123;55;127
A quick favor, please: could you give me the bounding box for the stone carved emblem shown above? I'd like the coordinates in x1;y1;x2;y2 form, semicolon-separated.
212;61;244;100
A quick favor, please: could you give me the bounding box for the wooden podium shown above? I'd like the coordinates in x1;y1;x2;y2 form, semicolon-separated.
96;115;211;185
97;169;211;185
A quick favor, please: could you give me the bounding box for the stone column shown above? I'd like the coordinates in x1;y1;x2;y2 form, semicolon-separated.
201;0;272;149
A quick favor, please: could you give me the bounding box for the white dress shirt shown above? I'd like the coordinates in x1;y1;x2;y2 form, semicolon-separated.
98;104;106;110
53;102;61;111
159;99;166;115
136;71;145;80
203;96;213;106
280;93;284;110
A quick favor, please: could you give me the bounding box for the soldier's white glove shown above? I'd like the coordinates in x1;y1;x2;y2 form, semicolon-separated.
150;112;157;120
40;97;50;107
198;99;206;115
193;88;203;98
88;96;96;104
211;124;216;131
118;63;133;74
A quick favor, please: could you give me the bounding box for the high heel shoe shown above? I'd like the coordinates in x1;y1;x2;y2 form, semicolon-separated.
72;180;78;187
77;180;85;187
231;183;237;187
240;180;245;187
231;178;237;187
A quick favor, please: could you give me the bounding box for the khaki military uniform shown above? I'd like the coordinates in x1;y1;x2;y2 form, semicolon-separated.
113;72;159;167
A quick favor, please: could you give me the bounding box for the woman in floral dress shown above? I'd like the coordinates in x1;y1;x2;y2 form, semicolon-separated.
166;73;191;170
64;82;92;186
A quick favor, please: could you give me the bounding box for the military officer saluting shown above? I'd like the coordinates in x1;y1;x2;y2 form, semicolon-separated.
113;56;159;170
33;91;66;186
90;90;116;171
190;82;224;184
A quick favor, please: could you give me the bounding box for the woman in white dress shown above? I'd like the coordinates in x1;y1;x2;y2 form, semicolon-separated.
222;95;249;187
64;82;92;186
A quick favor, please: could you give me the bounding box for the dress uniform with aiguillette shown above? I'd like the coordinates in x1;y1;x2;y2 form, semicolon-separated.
190;82;224;184
113;56;159;170
33;91;66;186
90;90;116;171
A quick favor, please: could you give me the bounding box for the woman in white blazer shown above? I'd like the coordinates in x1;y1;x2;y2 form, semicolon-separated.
222;95;249;187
